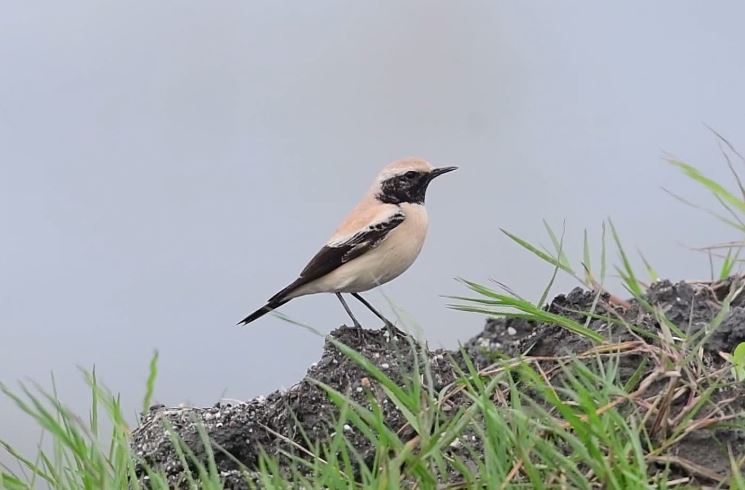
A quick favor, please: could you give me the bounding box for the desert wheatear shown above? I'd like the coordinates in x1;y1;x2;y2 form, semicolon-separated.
239;157;457;328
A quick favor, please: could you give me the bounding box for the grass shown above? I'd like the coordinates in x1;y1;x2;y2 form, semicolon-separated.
4;316;744;488
2;133;745;488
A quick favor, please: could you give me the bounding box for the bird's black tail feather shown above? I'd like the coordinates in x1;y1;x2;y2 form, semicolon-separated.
238;278;306;326
237;298;290;325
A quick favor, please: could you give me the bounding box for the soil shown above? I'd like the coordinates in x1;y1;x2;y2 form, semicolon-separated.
132;279;745;488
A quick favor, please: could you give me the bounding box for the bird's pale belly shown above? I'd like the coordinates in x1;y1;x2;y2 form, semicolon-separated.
335;227;426;292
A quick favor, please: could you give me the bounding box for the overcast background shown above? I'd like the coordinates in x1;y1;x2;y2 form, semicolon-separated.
2;1;745;465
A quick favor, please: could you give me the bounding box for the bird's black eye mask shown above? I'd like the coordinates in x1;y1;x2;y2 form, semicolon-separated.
377;171;430;204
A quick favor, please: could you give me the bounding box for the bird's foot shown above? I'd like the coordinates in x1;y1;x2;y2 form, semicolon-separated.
382;320;404;337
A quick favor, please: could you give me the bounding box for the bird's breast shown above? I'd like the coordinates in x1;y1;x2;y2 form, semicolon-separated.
340;203;428;291
383;202;429;262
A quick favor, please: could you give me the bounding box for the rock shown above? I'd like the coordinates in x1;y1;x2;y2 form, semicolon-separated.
132;326;458;487
132;278;745;487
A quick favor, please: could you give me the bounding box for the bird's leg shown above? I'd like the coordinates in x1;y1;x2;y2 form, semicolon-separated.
336;293;362;329
351;293;396;330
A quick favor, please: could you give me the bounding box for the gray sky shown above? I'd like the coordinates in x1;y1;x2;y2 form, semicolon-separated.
2;1;745;464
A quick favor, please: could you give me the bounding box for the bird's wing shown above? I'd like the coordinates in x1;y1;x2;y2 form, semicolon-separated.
301;206;405;280
268;206;405;302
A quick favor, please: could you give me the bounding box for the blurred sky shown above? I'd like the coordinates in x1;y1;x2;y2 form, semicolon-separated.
2;1;745;465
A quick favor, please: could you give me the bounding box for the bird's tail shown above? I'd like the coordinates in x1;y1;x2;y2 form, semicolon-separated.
237;279;304;326
237;298;290;325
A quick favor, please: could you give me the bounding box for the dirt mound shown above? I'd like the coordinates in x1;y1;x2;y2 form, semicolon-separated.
467;279;745;483
133;327;458;487
132;279;745;487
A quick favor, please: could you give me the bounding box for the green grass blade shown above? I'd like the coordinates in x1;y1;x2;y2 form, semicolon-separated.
453;279;603;342
543;219;574;272
668;158;745;214
609;220;644;297
501;228;575;274
142;351;159;415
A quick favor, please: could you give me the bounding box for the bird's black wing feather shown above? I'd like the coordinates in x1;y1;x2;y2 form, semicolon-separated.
267;211;406;303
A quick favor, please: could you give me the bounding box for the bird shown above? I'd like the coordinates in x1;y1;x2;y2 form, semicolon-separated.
238;157;457;328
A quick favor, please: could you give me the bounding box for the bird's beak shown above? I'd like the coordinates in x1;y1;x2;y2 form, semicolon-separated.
428;166;458;180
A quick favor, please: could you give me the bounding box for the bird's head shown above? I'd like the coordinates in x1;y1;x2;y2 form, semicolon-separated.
374;158;457;205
